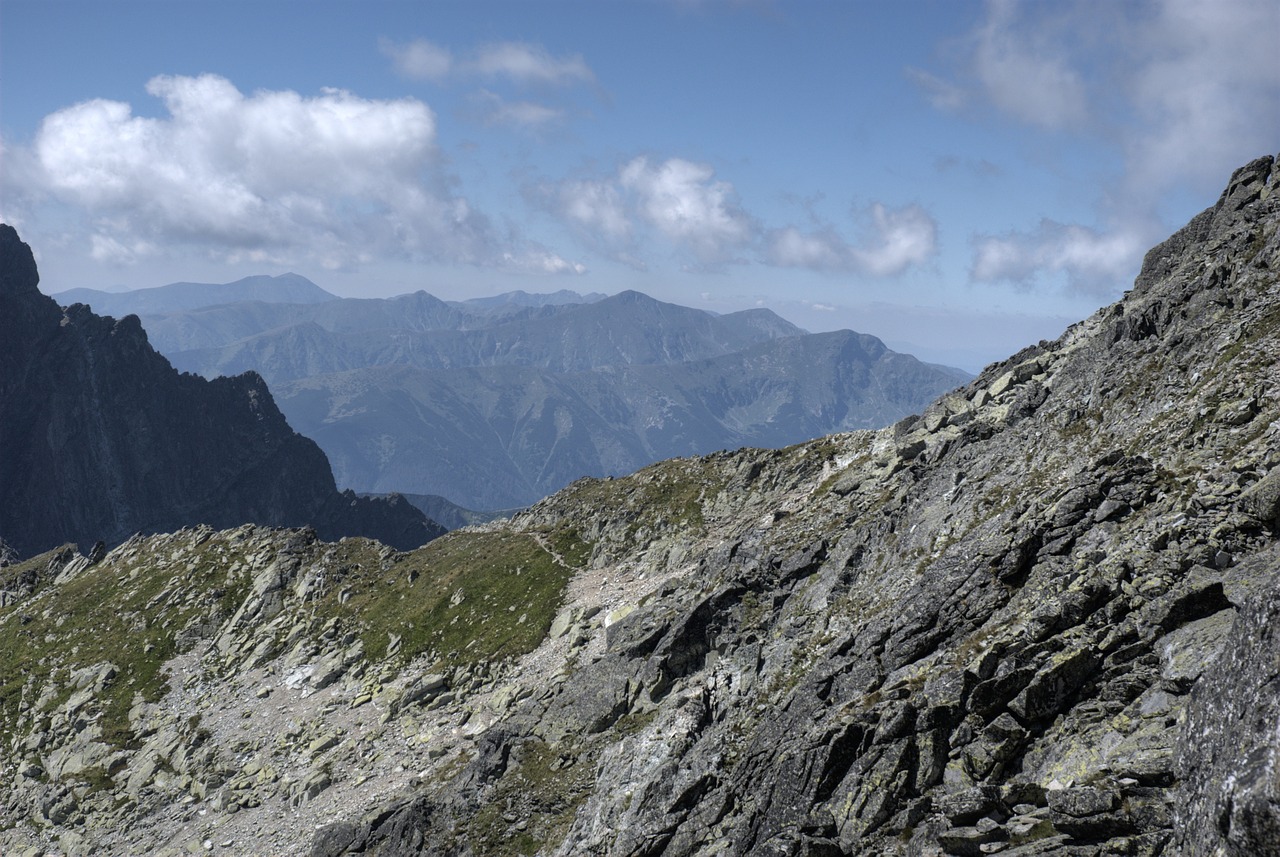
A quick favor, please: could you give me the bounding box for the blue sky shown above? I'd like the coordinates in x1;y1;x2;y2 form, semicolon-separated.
2;0;1277;371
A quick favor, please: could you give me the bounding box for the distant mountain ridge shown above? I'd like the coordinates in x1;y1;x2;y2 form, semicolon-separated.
276;328;969;509
0;227;442;557
62;275;969;511
138;289;805;381
52;272;338;316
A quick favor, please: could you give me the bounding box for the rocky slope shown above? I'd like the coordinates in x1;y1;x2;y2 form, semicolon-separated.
1;152;1278;857
0;225;442;557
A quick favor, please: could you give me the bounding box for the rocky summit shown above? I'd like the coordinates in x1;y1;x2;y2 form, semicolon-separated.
1;152;1279;857
0;224;442;558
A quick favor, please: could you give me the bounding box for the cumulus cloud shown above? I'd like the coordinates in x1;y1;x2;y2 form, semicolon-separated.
915;0;1280;294
549;179;632;240
765;227;849;271
765;203;938;276
15;74;579;272
852;203;939;276
970;220;1148;294
619;157;755;264
536;159;937;276
531;157;754;267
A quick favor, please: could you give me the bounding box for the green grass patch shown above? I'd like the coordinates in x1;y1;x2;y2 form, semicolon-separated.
316;531;581;670
0;537;253;751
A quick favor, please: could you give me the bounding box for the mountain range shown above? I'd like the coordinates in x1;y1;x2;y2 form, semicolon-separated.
56;283;969;510
2;152;1278;856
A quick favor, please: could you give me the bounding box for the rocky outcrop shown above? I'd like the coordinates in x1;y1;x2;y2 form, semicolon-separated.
1;153;1279;857
0;224;442;557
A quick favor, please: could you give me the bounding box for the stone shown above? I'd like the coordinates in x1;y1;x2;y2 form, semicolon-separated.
1237;467;1280;528
935;785;1003;825
1046;786;1119;818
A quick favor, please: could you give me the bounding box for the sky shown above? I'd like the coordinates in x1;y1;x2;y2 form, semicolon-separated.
2;0;1277;371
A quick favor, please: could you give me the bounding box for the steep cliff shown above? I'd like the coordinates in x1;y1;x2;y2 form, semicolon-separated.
0;225;442;556
0;153;1278;857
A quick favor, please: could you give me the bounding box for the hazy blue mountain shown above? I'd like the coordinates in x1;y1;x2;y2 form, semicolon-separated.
51;272;337;316
449;288;608;314
126;289;601;356
274;329;968;510
93;279;969;512
166;290;807;383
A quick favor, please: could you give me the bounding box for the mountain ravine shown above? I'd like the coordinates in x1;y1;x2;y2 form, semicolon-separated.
2;152;1279;856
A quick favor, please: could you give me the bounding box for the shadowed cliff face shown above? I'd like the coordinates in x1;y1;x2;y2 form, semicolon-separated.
0;155;1278;857
0;225;442;556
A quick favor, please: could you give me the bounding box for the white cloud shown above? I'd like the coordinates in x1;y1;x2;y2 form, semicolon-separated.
473;90;565;129
502;248;587;275
765;203;938;276
89;233;157;265
383;38;595;88
766;227;848;271
971;0;1089;130
1126;0;1280;197
619;157;755;263
471;42;595;86
531;157;755;267
852;203;939;276
904;67;967;112
537;159;937;276
553;179;632;240
971;220;1148;294
380;38;453;81
917;0;1280;294
15;74;573;270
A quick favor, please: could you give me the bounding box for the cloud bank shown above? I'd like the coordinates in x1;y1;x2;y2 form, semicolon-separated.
536;159;937;275
18;74;581;274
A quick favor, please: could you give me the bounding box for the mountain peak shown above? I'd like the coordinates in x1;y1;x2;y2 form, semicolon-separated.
609;288;656;304
0;224;40;299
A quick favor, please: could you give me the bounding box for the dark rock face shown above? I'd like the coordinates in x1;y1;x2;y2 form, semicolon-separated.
0;225;441;556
